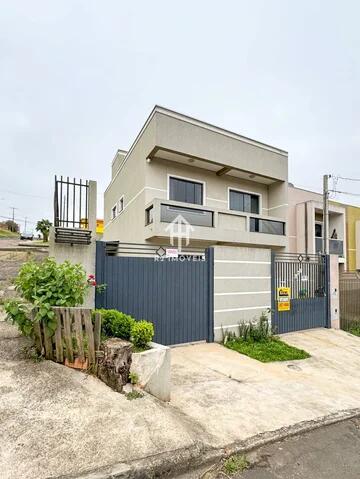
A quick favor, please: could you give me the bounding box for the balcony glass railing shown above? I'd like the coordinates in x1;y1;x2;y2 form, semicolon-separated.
160;204;214;227
250;217;285;235
315;237;344;256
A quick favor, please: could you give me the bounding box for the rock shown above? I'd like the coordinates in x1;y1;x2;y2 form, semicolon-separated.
97;338;132;393
7;285;16;291
122;383;133;394
0;290;4;298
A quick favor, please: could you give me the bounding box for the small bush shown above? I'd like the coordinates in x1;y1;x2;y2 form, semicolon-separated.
7;257;88;335
96;309;135;340
131;320;154;349
224;311;271;344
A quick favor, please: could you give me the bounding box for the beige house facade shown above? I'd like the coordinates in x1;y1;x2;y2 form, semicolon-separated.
104;106;288;250
103;106;289;339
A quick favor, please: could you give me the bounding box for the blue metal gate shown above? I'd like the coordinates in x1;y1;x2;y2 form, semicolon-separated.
271;253;330;334
95;242;214;346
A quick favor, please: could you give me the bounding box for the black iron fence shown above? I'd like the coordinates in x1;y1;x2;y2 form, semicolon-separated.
271;253;329;334
54;176;89;229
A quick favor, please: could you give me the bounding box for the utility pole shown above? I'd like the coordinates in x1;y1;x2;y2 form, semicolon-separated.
24;217;28;232
323;174;331;254
9;206;18;222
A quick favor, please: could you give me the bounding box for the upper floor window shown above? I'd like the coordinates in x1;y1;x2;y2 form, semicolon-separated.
118;196;124;213
315;222;322;238
169;176;204;205
111;204;117;220
229;189;260;214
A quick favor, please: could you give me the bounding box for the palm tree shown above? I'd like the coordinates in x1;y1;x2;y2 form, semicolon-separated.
36;219;52;242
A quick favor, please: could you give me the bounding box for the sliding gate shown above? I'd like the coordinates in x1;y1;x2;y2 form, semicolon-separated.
271;253;330;334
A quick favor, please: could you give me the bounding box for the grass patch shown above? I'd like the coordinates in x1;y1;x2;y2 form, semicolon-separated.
225;337;310;363
0;229;19;238
223;454;249;475
348;326;360;337
125;390;144;400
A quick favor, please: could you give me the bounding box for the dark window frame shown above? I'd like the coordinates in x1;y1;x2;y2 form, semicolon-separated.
228;188;260;214
168;176;205;206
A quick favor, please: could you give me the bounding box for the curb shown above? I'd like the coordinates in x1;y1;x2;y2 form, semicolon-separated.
57;408;360;479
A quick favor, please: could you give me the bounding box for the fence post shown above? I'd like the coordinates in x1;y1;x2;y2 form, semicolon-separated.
207;247;214;343
327;254;340;329
95;241;107;309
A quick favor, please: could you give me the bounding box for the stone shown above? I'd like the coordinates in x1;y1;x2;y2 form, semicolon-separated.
97;338;132;393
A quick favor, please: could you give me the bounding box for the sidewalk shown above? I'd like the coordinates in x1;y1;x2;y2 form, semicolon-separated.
1;316;360;479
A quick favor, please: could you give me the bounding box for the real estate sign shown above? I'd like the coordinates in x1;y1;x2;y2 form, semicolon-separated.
277;287;291;311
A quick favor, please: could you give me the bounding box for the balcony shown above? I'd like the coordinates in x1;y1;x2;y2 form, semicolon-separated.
145;198;287;248
315;237;344;256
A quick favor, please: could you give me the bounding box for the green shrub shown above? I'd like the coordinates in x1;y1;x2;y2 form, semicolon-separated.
223;311;271;344
131;320;154;349
96;309;135;340
6;258;88;335
4;300;33;337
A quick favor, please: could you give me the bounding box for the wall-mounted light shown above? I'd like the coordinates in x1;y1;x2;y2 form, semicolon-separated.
146;158;152;163
188;158;195;163
249;174;255;179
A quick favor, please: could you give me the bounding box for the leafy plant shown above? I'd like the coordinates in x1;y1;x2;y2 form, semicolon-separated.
223;454;249;475
36;219;52;242
125;390;144;400
5;300;33;336
96;309;135;340
131;320;154;349
7;257;88;335
224;311;271;345
129;372;139;385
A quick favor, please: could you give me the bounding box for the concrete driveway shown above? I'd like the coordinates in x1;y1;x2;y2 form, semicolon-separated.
171;328;360;448
2;317;360;479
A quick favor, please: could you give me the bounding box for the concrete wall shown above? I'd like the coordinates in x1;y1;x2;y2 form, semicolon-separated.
345;205;360;270
154;111;288;181
103;116;156;242
111;150;127;179
213;245;271;342
49;181;97;308
130;342;171;402
329;254;340;329
144;157;270;211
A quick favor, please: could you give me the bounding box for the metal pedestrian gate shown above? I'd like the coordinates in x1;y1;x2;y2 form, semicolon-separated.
271;253;330;334
95;242;214;346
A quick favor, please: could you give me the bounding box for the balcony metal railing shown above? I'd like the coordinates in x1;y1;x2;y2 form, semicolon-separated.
315;237;344;256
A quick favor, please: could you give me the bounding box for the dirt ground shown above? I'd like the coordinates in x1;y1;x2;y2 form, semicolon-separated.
0;240;48;300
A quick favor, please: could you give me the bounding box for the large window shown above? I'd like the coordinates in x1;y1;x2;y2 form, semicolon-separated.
169;176;204;205
229;189;260;214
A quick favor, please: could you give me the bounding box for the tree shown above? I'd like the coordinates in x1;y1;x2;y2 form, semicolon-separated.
5;220;19;233
36;219;52;242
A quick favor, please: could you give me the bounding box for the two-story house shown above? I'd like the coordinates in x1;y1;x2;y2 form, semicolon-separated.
104;106;288;251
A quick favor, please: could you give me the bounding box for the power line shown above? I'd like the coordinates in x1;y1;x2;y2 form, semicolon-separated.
329;190;360;198
0;189;51;199
0;214;36;224
336;176;360;182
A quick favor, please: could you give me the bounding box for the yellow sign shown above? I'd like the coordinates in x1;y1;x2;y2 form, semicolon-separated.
277;287;291;311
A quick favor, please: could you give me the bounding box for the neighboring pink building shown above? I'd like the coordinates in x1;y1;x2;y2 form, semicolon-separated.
287;184;346;270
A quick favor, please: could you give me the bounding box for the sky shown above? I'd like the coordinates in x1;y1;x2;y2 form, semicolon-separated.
1;0;360;232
